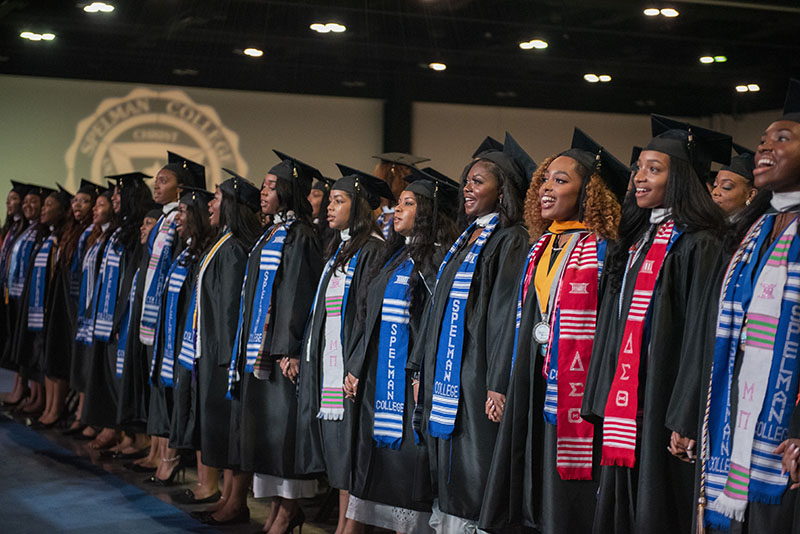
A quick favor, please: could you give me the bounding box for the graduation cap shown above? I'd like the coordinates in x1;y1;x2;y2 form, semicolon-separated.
106;172;151;190
311;176;337;192
10;180;31;198
559;128;630;201
372;152;430;168
77;178;107;198
645;114;732;180
220;168;261;213
630;146;643;167
334;164;395;210
26;184;56;202
782;78;800;123
472;132;537;196
165;151;206;189
54;184;74;212
406;166;460;218
179;185;214;210
719;143;755;183
272;150;323;195
144;207;163;221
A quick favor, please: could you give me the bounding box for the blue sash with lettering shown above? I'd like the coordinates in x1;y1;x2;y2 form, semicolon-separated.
0;220;21;289
27;234;55;331
94;228;122;342
149;248;190;387
70;224;93;298
374;254;413;449
115;268;138;377
7;223;38;299
140;210;177;345
428;215;498;439
176;284;198;370
75;235;105;343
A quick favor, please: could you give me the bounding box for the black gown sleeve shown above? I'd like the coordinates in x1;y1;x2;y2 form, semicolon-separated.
206;240;249;366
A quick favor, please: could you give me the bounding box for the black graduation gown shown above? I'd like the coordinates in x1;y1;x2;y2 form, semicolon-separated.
235;222;323;476
0;220;25;369
348;248;441;512
168;261;200;451
581;228;723;534
411;224;529;522
480;246;601;534
43;245;83;380
82;242;143;428
196;235;248;469
294;236;384;490
147;244;189;438
69;233;109;393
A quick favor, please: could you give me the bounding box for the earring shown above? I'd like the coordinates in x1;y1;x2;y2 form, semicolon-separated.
746;199;751;206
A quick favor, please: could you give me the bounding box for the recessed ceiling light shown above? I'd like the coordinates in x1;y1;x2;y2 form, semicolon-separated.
660;8;679;17
429;62;447;71
747;84;760;92
310;22;346;34
584;74;600;83
519;39;548;50
20;31;55;41
243;48;263;58
699;56;714;64
598;74;612;82
643;8;660;16
713;55;727;63
735;85;749;93
83;2;114;13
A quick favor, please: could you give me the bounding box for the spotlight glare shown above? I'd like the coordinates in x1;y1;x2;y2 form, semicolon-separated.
41;33;55;40
699;56;714;64
584;73;600;83
243;48;263;57
311;22;346;34
735;85;749;93
660;8;679;17
714;55;727;63
643;8;660;16
747;84;760;92
429;62;447;71
519;41;534;50
84;2;115;13
598;74;612;82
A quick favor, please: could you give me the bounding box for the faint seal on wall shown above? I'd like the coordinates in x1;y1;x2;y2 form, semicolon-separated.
65;87;247;189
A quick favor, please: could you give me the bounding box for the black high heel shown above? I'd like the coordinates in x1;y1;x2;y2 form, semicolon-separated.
147;455;189;486
284;509;305;534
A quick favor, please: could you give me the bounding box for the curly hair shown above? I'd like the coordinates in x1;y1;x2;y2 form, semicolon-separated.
524;154;621;243
373;161;413;200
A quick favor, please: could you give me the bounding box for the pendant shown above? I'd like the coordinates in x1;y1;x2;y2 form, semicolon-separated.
534;321;551;344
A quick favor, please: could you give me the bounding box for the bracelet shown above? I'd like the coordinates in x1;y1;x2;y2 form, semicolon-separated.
161;456;180;463
411;379;420;386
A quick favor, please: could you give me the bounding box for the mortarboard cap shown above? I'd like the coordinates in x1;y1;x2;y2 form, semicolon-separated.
471;132;537;197
405;166;460;217
471;137;504;158
372;152;430;167
781;78;800;123
646;114;732;181
26;184;56;202
78;178;107;198
312;176;337;192
144;207;163;220
272;150;322;195
220;168;261;213
560;128;630;201
179;186;214;209
334;164;395;210
10;180;30;198
165;152;206;189
106;172;151;189
630;146;643;167
55;184;74;212
720;143;755;183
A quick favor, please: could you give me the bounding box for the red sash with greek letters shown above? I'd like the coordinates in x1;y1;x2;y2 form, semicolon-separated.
601;221;675;467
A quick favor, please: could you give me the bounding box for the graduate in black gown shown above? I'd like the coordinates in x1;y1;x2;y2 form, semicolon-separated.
694;79;800;534
295;164;392;534
225;152;323;534
0;181;29;407
710;145;758;220
309;176;338;251
581;116;731;534
11;186;69;418
479;130;628;534
373;153;430;239
81;172;153;450
146;185;213;486
345;167;459;534
192;171;261;526
40;181;97;427
66;187;115;436
410;133;533;532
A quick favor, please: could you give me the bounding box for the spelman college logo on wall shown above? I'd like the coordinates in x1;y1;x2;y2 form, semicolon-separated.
65;87;247;189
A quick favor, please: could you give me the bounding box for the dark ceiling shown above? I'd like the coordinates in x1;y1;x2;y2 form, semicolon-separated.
1;0;799;117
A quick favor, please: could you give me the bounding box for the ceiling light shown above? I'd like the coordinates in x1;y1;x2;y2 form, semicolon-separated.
243;48;263;57
699;56;714;64
747;84;760;92
598;74;612;82
83;2;114;13
429;62;447;71
643;8;660;16
584;74;600;83
735;85;749;93
310;22;346;34
660;8;679;17
519;39;548;50
713;55;727;63
20;31;55;41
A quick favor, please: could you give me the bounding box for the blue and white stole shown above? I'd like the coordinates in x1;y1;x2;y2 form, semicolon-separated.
192;231;233;362
139;208;178;345
227;219;294;396
7;222;38;299
705;214;800;528
75;231;105;343
377;208;394;239
428;213;499;439
94;228;123;342
70;224;93;298
0;216;22;289
374;251;414;449
115;268;138;377
177;284;198;370
150;247;191;387
27;232;56;331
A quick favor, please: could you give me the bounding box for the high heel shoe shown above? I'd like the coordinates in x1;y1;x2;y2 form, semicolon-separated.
146;456;188;486
284;510;305;534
